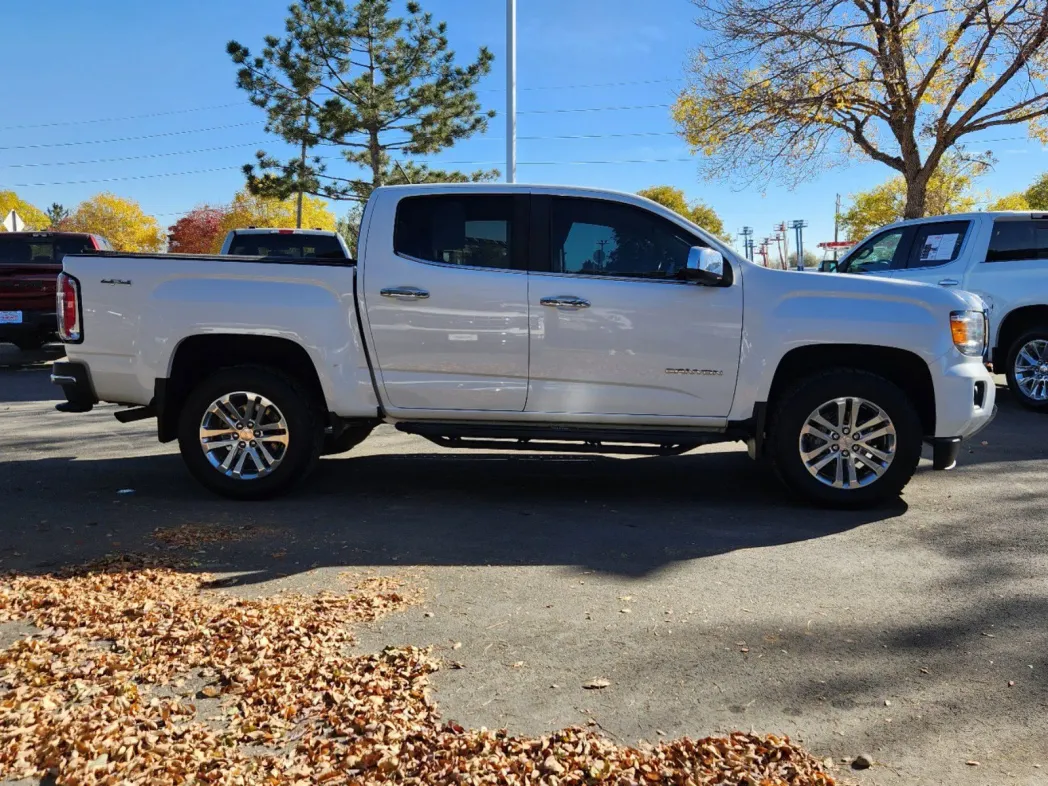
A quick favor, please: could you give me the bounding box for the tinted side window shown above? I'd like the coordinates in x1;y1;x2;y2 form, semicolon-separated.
838;229;906;274
550;198;696;279
905;220;970;268
986;219;1048;262
394;195;513;270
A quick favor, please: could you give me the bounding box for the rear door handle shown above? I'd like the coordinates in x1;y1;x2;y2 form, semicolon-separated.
938;278;960;287
380;286;430;300
540;295;590;309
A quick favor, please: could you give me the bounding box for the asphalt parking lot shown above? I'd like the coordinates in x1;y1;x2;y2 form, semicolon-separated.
1;346;1046;785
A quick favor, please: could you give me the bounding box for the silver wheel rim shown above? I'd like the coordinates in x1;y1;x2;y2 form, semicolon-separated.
799;397;896;489
198;391;289;480
1013;339;1048;402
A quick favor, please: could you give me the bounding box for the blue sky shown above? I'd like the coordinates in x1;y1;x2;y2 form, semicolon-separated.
1;0;1045;255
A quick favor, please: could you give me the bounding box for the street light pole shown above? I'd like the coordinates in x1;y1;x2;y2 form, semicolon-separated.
506;0;516;184
790;220;808;271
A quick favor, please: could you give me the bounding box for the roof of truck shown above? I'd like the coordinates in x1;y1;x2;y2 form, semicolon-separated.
227;228;339;235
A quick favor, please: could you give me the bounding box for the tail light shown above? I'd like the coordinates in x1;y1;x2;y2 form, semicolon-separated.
57;272;82;343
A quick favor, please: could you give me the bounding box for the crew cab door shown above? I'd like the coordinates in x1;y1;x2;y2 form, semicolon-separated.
360;192;531;412
890;218;975;291
525;195;743;419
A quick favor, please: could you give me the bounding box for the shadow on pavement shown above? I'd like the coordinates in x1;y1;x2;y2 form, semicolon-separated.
0;446;901;581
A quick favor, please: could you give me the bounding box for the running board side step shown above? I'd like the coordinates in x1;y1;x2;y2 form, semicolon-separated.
395;421;731;456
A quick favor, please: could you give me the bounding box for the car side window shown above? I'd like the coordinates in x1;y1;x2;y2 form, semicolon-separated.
904;220;971;269
838;229;906;274
986;219;1048;262
394;195;514;270
549;198;697;279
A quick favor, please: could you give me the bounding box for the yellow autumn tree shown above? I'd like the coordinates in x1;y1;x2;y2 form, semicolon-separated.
988;193;1031;211
65;193;165;252
839;155;988;240
0;191;48;231
674;1;1048;220
213;191;337;252
636;186;733;243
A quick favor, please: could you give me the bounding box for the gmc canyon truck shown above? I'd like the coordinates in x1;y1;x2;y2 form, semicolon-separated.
51;184;995;507
830;211;1048;410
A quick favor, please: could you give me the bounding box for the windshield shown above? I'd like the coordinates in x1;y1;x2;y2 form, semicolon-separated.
836;229;904;274
229;234;346;259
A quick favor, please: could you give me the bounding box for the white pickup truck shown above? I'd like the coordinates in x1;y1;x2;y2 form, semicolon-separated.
832;211;1048;410
51;184;995;507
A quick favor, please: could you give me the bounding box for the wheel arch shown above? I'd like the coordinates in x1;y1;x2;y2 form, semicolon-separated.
157;334;327;443
993;305;1048;370
764;344;935;438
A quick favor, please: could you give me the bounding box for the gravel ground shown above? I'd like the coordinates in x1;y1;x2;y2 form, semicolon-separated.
1;344;1046;785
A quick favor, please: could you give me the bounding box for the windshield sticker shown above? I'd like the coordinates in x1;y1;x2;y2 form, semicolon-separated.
919;233;959;262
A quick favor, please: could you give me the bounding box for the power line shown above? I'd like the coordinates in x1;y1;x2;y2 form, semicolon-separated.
518;103;671;115
0;122;261;151
11;166;243;188
481;77;681;93
0;142;266;169
0;103;251;132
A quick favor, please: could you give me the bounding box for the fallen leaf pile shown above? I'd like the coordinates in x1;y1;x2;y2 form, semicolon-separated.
0;556;836;784
152;523;282;548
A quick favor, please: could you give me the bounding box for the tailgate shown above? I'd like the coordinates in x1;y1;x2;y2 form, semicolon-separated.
0;263;60;312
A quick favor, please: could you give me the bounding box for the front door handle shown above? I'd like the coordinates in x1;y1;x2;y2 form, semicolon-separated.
540;295;590;309
381;286;430;300
938;278;960;287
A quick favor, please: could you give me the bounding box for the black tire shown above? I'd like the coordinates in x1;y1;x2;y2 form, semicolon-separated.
321;423;375;456
177;366;323;500
1004;327;1048;412
768;369;923;508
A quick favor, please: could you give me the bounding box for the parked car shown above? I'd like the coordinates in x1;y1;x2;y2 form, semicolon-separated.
219;227;351;259
51;184;994;507
0;231;111;350
832;212;1048;410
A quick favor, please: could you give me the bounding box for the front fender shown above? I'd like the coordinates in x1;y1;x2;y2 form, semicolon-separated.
729;267;962;420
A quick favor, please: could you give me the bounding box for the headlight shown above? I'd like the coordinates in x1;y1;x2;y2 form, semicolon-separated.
950;310;986;357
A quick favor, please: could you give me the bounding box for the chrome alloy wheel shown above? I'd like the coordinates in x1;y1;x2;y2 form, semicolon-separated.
1013;338;1048;402
799;397;897;489
198;391;289;480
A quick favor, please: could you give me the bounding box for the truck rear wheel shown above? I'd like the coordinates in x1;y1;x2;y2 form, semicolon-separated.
177;366;323;500
768;370;923;508
1004;327;1048;412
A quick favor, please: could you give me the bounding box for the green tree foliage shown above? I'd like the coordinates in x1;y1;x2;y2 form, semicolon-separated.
674;0;1048;219
336;203;365;256
839;155;988;240
46;203;70;229
228;0;497;203
1025;172;1048;210
636;185;732;242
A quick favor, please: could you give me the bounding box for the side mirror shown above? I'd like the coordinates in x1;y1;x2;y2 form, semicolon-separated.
819;260;838;273
682;247;725;285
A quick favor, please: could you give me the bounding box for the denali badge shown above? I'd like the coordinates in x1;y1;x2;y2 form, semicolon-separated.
100;279;132;286
665;368;723;376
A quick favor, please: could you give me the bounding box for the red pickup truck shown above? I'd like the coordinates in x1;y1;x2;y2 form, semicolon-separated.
0;231;111;350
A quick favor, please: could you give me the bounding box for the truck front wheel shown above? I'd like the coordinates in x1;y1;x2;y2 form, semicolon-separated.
1004;328;1048;412
768;370;923;508
177;366;323;500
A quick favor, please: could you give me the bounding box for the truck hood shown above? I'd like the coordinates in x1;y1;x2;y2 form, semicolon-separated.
743;263;985;314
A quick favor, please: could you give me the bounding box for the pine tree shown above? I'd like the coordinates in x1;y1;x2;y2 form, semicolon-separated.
227;0;497;204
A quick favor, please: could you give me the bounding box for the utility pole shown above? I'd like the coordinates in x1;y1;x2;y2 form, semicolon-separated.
833;193;841;261
740;226;754;261
790;219;808;271
506;0;516;184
